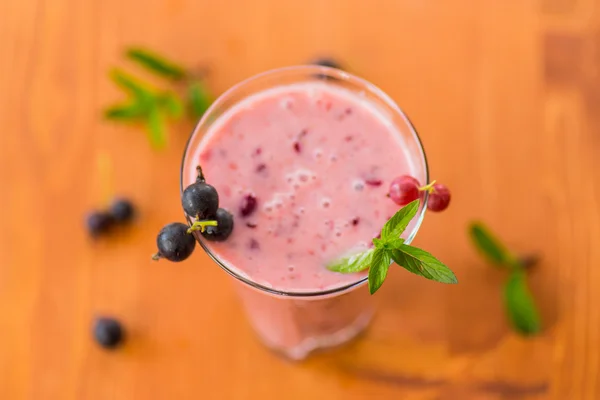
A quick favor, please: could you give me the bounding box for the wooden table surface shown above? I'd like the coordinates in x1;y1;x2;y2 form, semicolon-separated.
2;0;600;399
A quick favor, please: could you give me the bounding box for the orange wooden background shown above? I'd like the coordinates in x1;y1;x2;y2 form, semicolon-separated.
2;0;600;399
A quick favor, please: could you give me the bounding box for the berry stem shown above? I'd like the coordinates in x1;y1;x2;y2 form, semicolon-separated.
151;252;162;261
196;165;206;183
187;220;218;233
418;180;437;194
518;254;539;270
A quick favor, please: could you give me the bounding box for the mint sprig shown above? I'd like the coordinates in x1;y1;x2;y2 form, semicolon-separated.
327;199;457;294
469;222;541;335
104;47;213;149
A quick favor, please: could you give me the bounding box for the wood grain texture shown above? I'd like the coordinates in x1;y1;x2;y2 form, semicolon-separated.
1;0;599;398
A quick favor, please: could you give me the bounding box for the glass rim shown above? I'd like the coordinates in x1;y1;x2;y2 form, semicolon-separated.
180;65;430;298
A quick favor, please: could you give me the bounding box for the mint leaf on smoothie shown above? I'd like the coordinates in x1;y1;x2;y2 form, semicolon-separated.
327;249;373;274
381;199;419;240
328;198;457;292
368;248;391;294
390;246;457;284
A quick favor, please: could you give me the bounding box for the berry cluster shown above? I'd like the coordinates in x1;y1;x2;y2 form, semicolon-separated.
389;175;451;212
153;166;234;262
86;198;136;237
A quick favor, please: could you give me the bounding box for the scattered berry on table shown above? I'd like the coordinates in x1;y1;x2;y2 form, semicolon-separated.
110;198;135;223
93;317;124;349
86;211;114;238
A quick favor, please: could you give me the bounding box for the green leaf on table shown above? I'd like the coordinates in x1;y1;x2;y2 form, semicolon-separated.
109;68;155;99
126;47;187;81
380;199;420;241
145;104;166;149
504;270;541;335
188;80;212;118
326;249;373;274
469;222;516;267
104;102;148;121
391;245;458;284
368;248;391;294
157;92;184;119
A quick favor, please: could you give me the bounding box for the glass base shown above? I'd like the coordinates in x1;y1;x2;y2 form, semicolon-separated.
256;309;374;360
235;281;374;360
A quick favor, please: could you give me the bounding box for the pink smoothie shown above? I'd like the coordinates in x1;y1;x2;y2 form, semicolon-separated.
189;82;419;292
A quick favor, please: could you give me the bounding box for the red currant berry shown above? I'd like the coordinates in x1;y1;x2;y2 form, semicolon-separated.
389;175;420;206
427;184;451;212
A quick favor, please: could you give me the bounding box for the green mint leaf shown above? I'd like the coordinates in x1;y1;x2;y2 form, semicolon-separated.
109;68;155;99
504;270;541;335
391;245;457;284
374;237;404;251
104;102;148;121
372;237;385;248
380;199;420;241
188;80;212;118
385;237;404;249
332;199;456;292
469;222;516;267
157;92;184;119
326;249;373;273
126;47;187;81
368;248;391;294
146;104;166;149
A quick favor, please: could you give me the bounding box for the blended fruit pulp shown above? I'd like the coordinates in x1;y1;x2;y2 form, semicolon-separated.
189;82;419;292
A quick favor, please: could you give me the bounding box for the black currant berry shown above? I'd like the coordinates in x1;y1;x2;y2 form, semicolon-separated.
86;211;114;237
202;208;234;242
182;167;219;219
93;317;124;349
110;198;135;223
154;222;196;262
